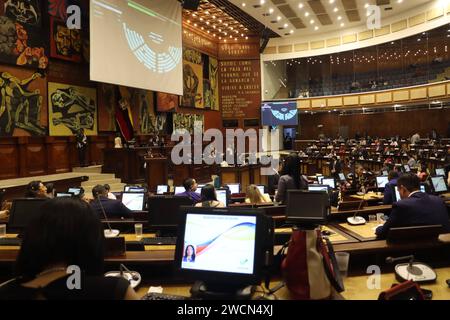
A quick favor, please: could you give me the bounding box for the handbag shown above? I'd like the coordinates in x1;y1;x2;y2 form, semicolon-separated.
279;228;344;300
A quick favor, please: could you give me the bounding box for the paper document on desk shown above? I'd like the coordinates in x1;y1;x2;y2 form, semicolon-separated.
148;286;163;294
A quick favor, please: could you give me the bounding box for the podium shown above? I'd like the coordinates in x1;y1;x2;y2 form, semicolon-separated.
145;157;168;192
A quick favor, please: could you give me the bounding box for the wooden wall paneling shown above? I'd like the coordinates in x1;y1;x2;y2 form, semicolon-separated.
0;138;19;179
89;136;114;165
46;137;71;174
19;137;47;177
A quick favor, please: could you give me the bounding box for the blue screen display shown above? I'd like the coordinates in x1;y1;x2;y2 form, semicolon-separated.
261;101;298;126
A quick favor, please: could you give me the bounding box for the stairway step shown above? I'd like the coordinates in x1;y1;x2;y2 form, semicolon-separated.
72;165;102;174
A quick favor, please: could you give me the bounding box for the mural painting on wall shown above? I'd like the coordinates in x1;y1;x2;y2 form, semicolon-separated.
203;55;219;111
173;113;203;135
0;67;46;136
48;82;97;136
50;16;82;62
0;1;48;68
156;92;178;113
134;89;154;135
181;48;203;109
98;83;116;131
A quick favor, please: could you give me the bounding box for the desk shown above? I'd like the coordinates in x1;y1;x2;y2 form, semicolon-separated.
336;222;380;241
341;268;450;300
330;204;391;218
102;147;148;184
136;268;450;300
350;193;384;202
275;226;358;245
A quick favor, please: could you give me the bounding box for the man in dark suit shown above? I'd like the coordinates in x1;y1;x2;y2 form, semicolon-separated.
90;185;133;219
383;170;399;205
329;156;343;180
376;174;450;239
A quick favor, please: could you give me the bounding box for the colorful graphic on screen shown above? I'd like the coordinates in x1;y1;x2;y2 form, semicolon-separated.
261;101;298;126
181;214;256;275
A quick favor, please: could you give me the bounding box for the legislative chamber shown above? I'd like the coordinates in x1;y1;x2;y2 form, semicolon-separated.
0;0;449;306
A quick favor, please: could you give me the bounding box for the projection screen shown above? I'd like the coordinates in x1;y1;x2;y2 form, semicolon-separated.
90;0;183;95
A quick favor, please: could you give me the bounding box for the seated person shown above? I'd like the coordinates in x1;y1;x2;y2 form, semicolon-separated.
376;174;450;239
245;185;272;205
275;152;308;204
89;185;132;219
176;178;201;203
0;198;138;300
104;184;116;200
195;184;225;208
383;171;399;205
24;181;48;198
45;183;55;199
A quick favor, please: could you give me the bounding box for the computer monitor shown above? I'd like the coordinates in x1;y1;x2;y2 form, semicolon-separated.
256;185;265;195
376;176;389;189
431;176;448;193
124;186;145;193
286;191;330;225
175;207;271;291
121;192;145;211
226;183;240;194
67;188;81;196
216;188;229;207
382;170;389;176
56;192;73;198
420;184;426;193
435;168;445;176
308;185;329;193
338;173;346;181
8;198;48;231
148;196;194;236
156;185;168;195
174;186;185;195
317;176;324;184
403;165;411;173
322;178;336;189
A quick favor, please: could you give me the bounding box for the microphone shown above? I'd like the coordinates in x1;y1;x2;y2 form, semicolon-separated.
347;200;366;225
120;264;140;282
97;195;120;238
386;255;423;277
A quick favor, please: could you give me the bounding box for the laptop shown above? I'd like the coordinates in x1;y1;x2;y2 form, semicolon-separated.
174;186;185;195
156;185;168;195
431;176;448;194
376;176;389;189
121;192;145;211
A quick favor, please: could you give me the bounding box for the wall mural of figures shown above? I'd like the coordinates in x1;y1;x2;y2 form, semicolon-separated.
48;0;67;21
0;66;47;136
98;83;116;131
48;82;97;136
173;113;203;135
181;48;203;109
134;88;154;135
1;0;42;26
50;16;82;62
208;56;219;111
156;92;178;113
0;0;48;69
203;54;219;111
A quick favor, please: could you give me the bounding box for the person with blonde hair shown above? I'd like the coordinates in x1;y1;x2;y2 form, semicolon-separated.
245;184;272;205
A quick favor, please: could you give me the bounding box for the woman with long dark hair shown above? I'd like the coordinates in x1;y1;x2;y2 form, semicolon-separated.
195;184;225;208
0;198;138;300
275;152;308;204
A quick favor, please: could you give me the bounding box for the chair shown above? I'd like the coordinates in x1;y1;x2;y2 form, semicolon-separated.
387;225;443;243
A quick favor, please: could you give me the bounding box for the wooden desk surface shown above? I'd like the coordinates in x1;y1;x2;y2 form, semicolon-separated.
331;204;391;216
136;268;450;300
336;222;380;241
275;226;357;244
350;193;384;201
